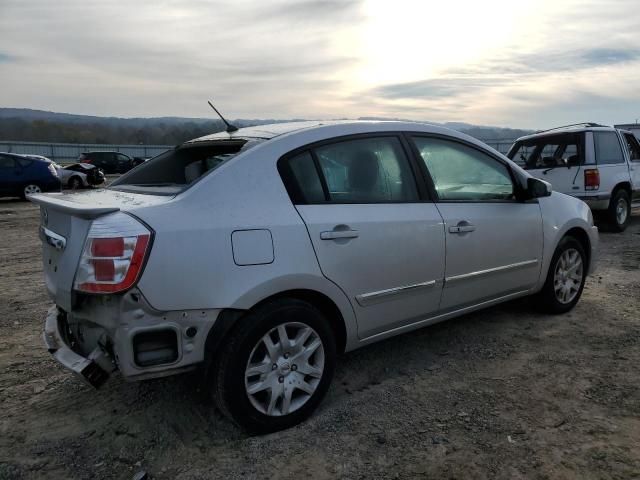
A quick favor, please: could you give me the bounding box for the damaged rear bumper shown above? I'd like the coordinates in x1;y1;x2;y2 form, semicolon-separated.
43;306;109;388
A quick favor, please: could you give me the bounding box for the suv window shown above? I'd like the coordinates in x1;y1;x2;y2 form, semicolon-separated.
116;153;130;162
594;131;624;165
508;134;582;169
412;137;514;201
623;133;640;161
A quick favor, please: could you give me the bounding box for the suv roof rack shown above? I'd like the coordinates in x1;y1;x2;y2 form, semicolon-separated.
535;122;607;134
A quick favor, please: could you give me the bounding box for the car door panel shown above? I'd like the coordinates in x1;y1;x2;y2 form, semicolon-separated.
436;203;543;311
410;135;544;311
297;203;445;338
281;135;446;339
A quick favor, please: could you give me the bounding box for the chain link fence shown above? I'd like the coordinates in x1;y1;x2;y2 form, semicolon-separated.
0;141;172;164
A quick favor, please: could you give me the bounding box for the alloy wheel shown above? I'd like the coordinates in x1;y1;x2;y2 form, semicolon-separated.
616;197;629;226
24;184;41;196
245;322;324;417
553;248;583;304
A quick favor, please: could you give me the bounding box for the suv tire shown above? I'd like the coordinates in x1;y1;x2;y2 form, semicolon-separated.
212;298;336;434
536;236;587;314
607;189;631;232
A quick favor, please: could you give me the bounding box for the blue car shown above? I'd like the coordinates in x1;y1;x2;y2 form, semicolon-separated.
0;152;61;200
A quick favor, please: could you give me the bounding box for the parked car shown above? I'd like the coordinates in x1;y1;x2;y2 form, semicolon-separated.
508;123;640;231
57;163;105;189
0;152;61;199
31;121;598;433
79;151;134;174
132;156;150;167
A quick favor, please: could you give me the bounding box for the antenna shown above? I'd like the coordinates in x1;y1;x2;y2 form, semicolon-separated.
207;100;238;133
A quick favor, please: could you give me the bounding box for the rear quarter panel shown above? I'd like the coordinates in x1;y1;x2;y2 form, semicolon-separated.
130;139;359;348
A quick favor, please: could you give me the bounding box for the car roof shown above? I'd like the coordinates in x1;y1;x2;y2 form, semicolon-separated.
515;123;619;142
185;120;493;152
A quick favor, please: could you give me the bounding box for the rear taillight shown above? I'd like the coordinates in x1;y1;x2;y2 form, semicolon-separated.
74;213;152;294
584;168;600;190
48;163;58;177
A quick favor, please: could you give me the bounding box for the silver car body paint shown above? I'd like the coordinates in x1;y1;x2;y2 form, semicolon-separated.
30;121;598;382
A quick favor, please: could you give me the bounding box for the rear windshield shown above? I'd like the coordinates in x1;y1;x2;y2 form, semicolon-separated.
111;138;264;195
508;133;584;170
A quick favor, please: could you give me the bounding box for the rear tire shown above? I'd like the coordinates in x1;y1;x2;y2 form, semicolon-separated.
607;189;631;232
211;298;336;434
68;176;82;190
536;236;587;314
21;183;41;200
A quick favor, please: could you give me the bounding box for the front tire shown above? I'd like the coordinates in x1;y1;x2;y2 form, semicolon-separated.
212;298;336;434
536;236;587;314
607;189;631;232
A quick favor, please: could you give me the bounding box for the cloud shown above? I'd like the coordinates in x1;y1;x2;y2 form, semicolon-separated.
0;52;17;63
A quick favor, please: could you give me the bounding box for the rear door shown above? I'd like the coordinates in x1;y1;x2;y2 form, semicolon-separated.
280;135;445;339
410;135;543;311
508;133;585;196
621;132;640;198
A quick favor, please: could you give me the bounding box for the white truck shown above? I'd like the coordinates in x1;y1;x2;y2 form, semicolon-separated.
508;123;640;231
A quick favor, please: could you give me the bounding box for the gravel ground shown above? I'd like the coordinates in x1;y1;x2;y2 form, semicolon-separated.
1;198;639;480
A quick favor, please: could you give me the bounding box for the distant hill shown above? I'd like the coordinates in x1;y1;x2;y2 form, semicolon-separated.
0;108;533;145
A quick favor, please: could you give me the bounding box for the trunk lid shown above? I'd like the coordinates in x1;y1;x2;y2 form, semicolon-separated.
29;189;169;311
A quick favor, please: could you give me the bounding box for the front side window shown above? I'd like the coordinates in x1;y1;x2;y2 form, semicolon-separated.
594;131;624;165
412;137;514;201
623;133;640;161
313;136;418;203
508;134;582;169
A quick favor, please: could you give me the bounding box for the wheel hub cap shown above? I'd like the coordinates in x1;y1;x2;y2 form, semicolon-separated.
553;248;583;304
245;322;325;417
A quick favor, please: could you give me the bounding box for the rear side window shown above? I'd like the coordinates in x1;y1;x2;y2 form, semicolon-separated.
0;156;15;168
111;139;263;194
286;152;325;203
594;131;624;165
16;157;34;168
315;137;418;203
280;136;419;204
508;134;582;169
623;133;640;161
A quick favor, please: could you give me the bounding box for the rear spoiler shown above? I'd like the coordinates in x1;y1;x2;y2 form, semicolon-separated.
28;193;119;219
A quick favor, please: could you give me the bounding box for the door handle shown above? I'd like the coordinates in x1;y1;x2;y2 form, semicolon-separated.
320;229;359;240
449;223;475;234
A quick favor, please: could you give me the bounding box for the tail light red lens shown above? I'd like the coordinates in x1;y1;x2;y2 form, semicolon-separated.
74;213;152;294
584;169;600;190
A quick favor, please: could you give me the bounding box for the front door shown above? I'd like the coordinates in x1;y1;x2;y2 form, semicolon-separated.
280;135;446;339
409;135;543;311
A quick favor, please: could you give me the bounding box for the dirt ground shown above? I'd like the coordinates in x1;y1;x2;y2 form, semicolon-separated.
1;198;639;480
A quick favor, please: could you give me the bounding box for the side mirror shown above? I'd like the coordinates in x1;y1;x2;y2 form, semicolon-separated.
527;177;552;199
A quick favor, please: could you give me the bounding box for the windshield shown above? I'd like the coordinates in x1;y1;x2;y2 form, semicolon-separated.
111;138;264;194
508;133;583;170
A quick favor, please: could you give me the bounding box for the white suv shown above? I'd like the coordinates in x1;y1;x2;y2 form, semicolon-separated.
508;123;640;231
31;121;598;433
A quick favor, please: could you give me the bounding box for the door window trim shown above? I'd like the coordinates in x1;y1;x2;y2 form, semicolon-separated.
403;132;525;203
277;132;433;205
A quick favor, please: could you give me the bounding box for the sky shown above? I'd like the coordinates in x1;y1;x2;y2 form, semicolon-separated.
0;0;639;129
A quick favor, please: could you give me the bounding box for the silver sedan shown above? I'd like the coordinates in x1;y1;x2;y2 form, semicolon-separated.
31;120;598;433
